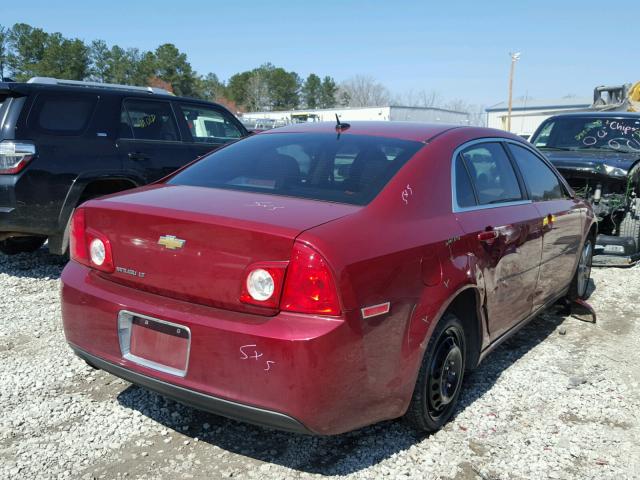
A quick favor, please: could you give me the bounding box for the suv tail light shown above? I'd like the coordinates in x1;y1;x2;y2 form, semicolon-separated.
0;140;36;174
69;208;115;273
281;242;341;316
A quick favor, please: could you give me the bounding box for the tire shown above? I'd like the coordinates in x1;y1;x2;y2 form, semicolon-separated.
568;237;593;300
619;208;640;253
405;312;466;432
0;236;47;255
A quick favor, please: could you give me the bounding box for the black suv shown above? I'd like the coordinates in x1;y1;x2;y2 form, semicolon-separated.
0;77;248;255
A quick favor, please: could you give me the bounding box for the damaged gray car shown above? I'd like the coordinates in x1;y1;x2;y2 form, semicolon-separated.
530;112;640;266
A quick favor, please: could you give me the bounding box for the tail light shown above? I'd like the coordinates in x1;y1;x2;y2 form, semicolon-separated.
240;262;287;308
69;208;115;273
239;242;341;316
0;141;36;174
281;242;341;316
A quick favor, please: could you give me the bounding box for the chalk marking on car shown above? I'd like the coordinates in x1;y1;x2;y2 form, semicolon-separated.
401;184;413;205
246;201;284;211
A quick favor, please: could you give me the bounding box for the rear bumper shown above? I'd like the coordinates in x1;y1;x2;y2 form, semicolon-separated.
70;344;312;434
61;262;414;435
0;171;65;237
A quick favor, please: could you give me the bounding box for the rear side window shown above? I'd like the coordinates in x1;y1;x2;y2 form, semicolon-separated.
508;143;567;201
179;104;242;144
460;143;522;205
120;100;179;141
455;155;476;208
29;94;97;135
167;133;423;205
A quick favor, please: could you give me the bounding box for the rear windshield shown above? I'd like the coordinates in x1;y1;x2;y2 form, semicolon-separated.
167;132;423;205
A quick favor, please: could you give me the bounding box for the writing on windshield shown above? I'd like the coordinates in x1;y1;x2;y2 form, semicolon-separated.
533;117;640;153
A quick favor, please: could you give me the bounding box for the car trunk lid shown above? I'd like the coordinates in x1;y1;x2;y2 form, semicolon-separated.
82;184;359;314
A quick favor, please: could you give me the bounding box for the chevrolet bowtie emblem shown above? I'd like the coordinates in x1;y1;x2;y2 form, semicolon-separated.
157;235;186;250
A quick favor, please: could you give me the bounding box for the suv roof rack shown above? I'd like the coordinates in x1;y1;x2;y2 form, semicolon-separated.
26;77;173;95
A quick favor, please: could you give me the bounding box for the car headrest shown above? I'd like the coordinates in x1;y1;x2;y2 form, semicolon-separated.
255;153;301;188
344;148;389;192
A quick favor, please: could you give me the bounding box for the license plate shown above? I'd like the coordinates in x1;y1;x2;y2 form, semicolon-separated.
118;311;190;377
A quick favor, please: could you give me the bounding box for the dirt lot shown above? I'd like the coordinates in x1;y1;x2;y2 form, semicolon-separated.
1;250;639;480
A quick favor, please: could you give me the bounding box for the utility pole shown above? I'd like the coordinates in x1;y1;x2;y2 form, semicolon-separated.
507;52;521;132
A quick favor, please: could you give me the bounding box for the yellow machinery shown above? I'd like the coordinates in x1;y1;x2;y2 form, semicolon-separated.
592;81;640;112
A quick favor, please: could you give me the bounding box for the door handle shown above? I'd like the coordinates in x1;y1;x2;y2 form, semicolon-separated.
478;229;499;244
128;152;150;161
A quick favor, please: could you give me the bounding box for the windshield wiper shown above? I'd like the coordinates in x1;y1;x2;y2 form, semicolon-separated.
536;146;575;151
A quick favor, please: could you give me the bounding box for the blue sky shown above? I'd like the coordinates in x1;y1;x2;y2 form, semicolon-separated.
3;1;637;106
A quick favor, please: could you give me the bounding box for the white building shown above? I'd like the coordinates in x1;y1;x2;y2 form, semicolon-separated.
241;105;470;128
485;97;592;138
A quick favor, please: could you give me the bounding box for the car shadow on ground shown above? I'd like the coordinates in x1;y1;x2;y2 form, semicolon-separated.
0;247;66;280
115;285;596;476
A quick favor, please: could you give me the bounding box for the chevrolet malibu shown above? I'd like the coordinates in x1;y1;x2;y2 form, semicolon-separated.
61;122;595;435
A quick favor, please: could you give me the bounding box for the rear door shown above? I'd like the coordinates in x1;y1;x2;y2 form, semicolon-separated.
506;142;583;310
453;141;543;339
174;102;245;159
118;98;192;182
21;91;103;230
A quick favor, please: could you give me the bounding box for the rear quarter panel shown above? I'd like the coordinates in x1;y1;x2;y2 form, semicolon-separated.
298;129;491;417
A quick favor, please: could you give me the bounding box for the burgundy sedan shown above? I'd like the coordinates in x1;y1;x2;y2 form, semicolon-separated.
61;122;595;435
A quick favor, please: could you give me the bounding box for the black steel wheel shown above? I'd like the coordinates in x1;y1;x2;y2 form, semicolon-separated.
426;327;464;420
405;313;466;432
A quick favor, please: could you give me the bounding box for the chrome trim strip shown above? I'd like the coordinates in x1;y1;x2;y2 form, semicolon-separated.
454;199;532;213
118;310;191;378
0;207;15;213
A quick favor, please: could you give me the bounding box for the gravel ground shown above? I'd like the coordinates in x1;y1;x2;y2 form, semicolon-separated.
1;249;639;480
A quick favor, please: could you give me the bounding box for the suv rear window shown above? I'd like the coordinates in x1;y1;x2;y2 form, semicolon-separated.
29;94;97;135
167;133;423;205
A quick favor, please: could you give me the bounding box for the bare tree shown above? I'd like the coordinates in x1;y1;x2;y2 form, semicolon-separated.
339;75;391;107
245;70;271;111
395;89;442;108
442;99;486;126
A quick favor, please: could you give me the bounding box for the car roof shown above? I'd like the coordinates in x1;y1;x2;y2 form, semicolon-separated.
260;121;467;142
0;81;220;107
546;111;640;119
